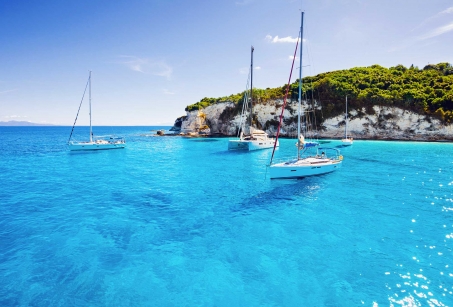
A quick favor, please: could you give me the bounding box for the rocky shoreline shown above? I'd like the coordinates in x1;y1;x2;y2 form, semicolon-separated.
156;132;453;142
167;100;453;142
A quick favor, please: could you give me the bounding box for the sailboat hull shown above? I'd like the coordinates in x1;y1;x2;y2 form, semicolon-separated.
228;139;278;151
69;141;126;151
341;139;353;146
269;158;342;179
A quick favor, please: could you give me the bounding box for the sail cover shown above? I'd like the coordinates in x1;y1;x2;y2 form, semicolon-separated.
250;127;266;135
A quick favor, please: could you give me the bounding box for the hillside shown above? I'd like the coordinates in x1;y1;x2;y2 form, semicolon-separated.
185;62;453;124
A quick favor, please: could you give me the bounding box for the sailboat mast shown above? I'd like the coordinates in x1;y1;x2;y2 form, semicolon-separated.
89;71;92;143
250;46;254;131
297;12;304;160
345;95;348;139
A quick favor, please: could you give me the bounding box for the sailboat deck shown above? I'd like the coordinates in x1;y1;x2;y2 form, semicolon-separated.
269;155;342;179
277;156;337;166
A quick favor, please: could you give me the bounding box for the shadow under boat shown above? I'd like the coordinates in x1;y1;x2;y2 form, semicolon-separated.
188;139;220;142
230;176;327;215
318;140;331;144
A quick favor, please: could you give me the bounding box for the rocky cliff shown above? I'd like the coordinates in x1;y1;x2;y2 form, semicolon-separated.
170;99;453;141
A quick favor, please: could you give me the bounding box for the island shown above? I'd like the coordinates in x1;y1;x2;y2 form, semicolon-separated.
170;63;453;141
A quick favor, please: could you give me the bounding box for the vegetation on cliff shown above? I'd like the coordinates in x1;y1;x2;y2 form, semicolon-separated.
185;62;453;123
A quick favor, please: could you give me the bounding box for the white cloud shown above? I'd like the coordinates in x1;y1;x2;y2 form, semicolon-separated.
0;89;18;95
390;20;453;52
3;115;28;119
265;35;306;44
239;67;249;74
288;55;300;61
440;7;453;14
412;6;453;31
163;89;175;95
265;35;299;43
118;56;173;79
118;55;148;72
418;22;453;40
254;66;261;70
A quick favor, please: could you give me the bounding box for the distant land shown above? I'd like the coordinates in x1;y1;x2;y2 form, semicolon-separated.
0;121;55;126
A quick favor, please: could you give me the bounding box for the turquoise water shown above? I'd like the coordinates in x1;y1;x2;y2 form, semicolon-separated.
1;126;452;306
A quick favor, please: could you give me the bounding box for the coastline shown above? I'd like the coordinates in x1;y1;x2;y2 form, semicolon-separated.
155;131;453;143
169;103;453;143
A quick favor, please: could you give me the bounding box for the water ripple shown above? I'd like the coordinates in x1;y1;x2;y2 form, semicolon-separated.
1;129;452;305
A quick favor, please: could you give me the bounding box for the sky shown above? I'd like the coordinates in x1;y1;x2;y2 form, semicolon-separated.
1;0;452;126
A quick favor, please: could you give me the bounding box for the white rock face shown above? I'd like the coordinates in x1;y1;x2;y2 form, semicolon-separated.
180;110;202;133
173;101;453;141
323;105;452;140
204;102;236;135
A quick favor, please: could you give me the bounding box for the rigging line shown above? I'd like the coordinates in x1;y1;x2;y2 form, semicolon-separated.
237;66;252;137
68;77;90;144
317;81;324;122
303;23;323;139
269;31;300;166
303;25;312;139
237;67;252;137
304;21;316;82
304;90;310;139
309;80;318;140
308;72;317;138
238;91;248;137
311;79;324;140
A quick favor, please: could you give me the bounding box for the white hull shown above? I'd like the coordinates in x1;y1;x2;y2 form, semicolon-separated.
341;138;353;146
270;157;342;179
228;139;278;151
69;141;125;151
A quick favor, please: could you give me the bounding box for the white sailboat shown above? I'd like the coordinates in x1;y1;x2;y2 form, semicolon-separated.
68;71;126;151
228;47;279;151
341;95;353;146
269;12;343;179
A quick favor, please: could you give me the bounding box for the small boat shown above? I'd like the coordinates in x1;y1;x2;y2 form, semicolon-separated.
68;71;125;151
269;12;343;179
228;126;277;150
341;95;353;146
228;46;278;151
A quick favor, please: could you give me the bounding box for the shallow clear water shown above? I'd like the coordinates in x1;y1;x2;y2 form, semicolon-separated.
1;126;452;306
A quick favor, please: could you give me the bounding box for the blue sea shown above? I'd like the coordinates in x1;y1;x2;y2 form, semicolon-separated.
1;126;452;306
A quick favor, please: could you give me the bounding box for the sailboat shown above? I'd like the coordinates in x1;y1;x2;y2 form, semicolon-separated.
269;12;343;179
341;95;353;146
68;71;126;151
228;47;279;151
